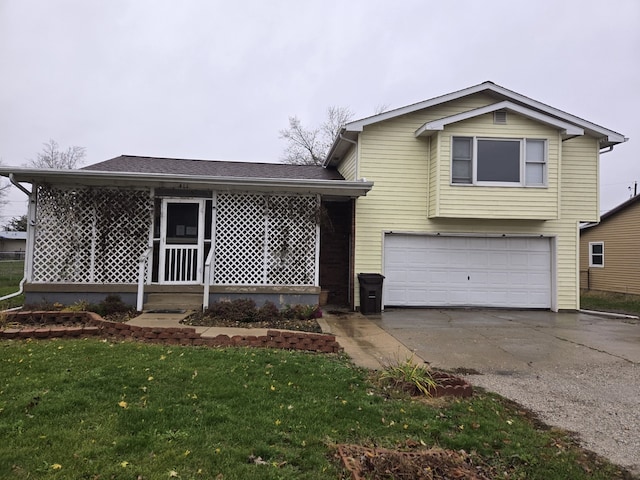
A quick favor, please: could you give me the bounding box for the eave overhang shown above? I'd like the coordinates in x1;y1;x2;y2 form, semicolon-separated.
414;101;585;138
0;167;374;198
324;81;627;167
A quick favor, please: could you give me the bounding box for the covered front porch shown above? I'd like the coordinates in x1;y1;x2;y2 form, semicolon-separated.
25;186;323;310
2;157;371;311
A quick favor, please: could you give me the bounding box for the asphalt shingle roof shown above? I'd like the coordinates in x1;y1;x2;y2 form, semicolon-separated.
83;155;344;181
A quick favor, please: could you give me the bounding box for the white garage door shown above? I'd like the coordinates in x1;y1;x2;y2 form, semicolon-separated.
383;235;551;308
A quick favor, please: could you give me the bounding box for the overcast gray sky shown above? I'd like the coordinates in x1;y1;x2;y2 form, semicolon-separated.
1;0;638;222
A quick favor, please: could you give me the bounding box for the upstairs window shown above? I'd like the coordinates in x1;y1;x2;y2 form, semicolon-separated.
589;242;604;267
452;137;546;186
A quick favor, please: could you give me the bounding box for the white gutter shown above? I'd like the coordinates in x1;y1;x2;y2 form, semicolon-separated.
9;173;31;196
0;168;373;198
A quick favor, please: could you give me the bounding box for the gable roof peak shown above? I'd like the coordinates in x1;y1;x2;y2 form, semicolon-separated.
324;81;626;167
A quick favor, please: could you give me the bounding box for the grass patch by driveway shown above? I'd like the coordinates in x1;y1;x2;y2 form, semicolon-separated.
0;339;630;479
581;290;640;317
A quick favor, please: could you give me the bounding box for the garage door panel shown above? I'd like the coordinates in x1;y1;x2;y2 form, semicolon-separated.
384;235;551;308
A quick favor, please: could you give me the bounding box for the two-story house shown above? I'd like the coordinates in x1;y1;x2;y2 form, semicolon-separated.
0;82;626;312
325;81;626;311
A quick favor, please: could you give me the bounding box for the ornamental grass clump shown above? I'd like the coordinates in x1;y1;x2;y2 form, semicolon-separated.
378;356;437;397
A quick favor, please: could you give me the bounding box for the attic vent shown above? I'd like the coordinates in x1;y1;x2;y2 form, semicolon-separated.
494;111;507;124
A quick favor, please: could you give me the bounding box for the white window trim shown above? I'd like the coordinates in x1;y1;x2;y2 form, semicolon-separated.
451;136;548;187
589;241;604;267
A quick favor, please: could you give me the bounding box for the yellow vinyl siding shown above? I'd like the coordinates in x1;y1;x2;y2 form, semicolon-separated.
428;133;438;217
579;203;640;295
560;137;599;222
435;113;559;219
349;92;601;311
337;145;357;181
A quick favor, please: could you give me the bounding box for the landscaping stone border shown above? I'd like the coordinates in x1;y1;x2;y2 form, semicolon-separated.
430;371;473;398
0;311;343;354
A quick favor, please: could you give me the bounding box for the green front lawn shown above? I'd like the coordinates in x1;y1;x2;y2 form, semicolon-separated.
0;340;629;479
0;260;25;309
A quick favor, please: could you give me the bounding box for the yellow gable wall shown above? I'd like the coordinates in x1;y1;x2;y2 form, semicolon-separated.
337;144;357;181
351;93;600;311
433;114;560;220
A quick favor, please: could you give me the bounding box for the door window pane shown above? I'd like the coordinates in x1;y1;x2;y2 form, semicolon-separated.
166;203;199;244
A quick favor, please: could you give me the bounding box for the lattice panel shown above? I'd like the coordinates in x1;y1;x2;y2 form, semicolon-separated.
266;195;317;285
33;186;152;284
33;187;94;283
214;193;266;284
213;193;318;285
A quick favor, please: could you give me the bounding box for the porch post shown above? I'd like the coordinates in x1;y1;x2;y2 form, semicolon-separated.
25;185;37;282
315;195;321;286
203;193;217;311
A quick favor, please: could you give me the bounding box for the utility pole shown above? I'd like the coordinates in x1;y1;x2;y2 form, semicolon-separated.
629;181;638;197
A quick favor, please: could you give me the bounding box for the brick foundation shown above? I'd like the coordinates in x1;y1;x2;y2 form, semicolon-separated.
1;311;343;354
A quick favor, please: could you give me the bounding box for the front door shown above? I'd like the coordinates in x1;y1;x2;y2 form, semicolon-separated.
159;199;205;284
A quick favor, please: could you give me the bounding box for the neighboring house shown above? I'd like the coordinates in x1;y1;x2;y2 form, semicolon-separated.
0;231;27;260
325;81;626;311
0;158;371;309
0;81;627;312
579;195;640;295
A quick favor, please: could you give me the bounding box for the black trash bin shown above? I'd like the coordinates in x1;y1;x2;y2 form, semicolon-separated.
358;273;385;315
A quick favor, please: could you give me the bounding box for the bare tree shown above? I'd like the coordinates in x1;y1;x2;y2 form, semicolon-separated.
280;106;354;166
26;139;86;169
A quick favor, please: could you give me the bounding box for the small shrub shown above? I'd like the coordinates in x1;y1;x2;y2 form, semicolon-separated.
206;299;257;323
255;301;281;322
282;304;322;320
378;356;437;397
100;295;132;315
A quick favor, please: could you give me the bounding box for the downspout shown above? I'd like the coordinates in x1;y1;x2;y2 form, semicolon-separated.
599;146;614;155
0;175;32;308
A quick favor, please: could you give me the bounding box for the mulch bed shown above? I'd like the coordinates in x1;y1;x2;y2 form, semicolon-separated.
181;313;322;333
336;443;494;479
1;311;137;330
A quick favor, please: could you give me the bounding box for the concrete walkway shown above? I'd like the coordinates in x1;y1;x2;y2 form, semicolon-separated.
126;310;418;370
320;311;423;369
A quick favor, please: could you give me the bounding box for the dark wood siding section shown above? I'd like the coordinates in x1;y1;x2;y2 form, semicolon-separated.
319;200;353;306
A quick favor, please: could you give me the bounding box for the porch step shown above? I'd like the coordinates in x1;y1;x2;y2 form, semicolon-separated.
143;293;203;312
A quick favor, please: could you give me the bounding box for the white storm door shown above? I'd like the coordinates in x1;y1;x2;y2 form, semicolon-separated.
159;199;205;284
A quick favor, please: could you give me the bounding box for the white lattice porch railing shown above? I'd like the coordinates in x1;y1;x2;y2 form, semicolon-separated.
214;193;319;286
31;187;318;288
32;185;153;284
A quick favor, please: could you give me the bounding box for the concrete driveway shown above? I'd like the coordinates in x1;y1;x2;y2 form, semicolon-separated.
370;309;640;372
368;308;640;475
